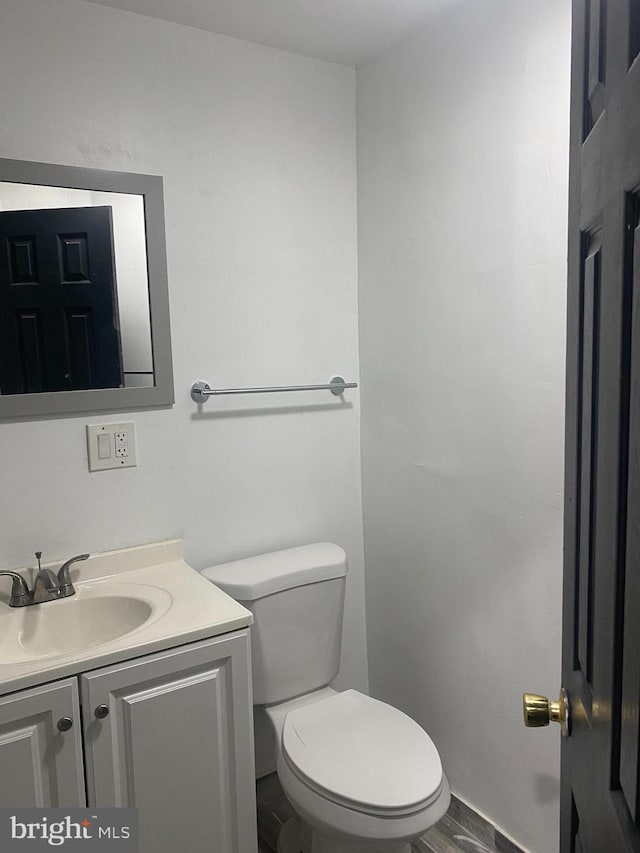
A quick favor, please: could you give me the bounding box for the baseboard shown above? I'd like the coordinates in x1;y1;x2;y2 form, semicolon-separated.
449;794;528;853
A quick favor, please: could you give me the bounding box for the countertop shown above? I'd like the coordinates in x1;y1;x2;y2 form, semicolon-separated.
0;539;252;696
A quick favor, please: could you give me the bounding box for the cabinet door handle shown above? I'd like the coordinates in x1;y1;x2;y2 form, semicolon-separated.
57;716;73;732
95;704;110;719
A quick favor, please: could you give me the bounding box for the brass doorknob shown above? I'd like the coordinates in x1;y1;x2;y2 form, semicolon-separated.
523;689;570;737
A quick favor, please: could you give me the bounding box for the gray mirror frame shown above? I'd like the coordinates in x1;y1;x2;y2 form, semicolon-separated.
0;157;174;418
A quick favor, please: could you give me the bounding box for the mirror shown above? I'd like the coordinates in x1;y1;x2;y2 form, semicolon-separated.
0;158;173;418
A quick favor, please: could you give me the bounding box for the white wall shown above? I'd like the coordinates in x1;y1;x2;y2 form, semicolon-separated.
357;1;570;850
0;0;368;694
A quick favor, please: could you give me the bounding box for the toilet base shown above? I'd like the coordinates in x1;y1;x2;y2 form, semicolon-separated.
277;817;411;853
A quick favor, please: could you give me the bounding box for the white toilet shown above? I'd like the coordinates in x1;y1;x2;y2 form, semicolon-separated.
203;543;450;853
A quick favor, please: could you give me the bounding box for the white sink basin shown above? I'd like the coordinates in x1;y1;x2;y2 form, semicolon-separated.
0;582;173;663
0;539;252;697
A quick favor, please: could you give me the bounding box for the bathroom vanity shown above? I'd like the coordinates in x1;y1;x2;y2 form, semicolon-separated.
0;540;257;853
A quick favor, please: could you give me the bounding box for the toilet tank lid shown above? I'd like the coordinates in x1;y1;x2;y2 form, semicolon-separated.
201;543;347;600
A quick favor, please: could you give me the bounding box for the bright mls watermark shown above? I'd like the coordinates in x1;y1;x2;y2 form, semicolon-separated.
0;810;137;850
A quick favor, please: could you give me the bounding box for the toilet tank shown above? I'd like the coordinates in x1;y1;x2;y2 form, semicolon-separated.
202;543;347;705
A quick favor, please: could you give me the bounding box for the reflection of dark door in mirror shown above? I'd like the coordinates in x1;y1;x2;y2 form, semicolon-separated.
0;206;123;394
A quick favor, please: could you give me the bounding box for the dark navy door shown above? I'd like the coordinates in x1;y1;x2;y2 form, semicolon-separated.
562;2;640;850
0;205;123;394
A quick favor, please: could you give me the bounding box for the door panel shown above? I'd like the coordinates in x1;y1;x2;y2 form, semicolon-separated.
618;192;640;824
0;205;123;394
0;679;85;807
584;0;606;136
81;633;257;853
563;1;640;850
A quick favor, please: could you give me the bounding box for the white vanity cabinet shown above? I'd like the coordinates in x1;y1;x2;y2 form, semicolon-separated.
81;630;257;853
0;679;86;807
0;630;257;853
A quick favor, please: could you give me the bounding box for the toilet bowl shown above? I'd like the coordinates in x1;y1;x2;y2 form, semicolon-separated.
202;543;450;853
271;689;450;853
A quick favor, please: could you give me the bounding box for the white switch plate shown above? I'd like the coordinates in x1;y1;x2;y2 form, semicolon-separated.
87;423;137;471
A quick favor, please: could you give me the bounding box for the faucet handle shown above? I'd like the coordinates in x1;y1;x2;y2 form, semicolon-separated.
57;553;90;590
0;571;32;607
35;551;42;570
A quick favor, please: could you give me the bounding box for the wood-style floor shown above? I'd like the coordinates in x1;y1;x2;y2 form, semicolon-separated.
256;773;523;853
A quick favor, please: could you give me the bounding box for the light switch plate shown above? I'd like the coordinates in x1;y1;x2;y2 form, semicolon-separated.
87;423;137;471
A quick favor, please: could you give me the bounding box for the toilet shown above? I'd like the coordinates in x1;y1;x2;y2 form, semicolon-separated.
202;543;450;853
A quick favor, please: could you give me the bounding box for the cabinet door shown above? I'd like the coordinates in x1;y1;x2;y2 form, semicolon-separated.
0;679;85;807
81;631;257;853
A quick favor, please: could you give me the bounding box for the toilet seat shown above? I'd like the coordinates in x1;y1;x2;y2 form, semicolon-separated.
281;689;444;818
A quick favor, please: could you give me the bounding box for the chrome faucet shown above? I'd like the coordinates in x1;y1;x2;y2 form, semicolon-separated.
31;551;60;604
0;551;90;607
